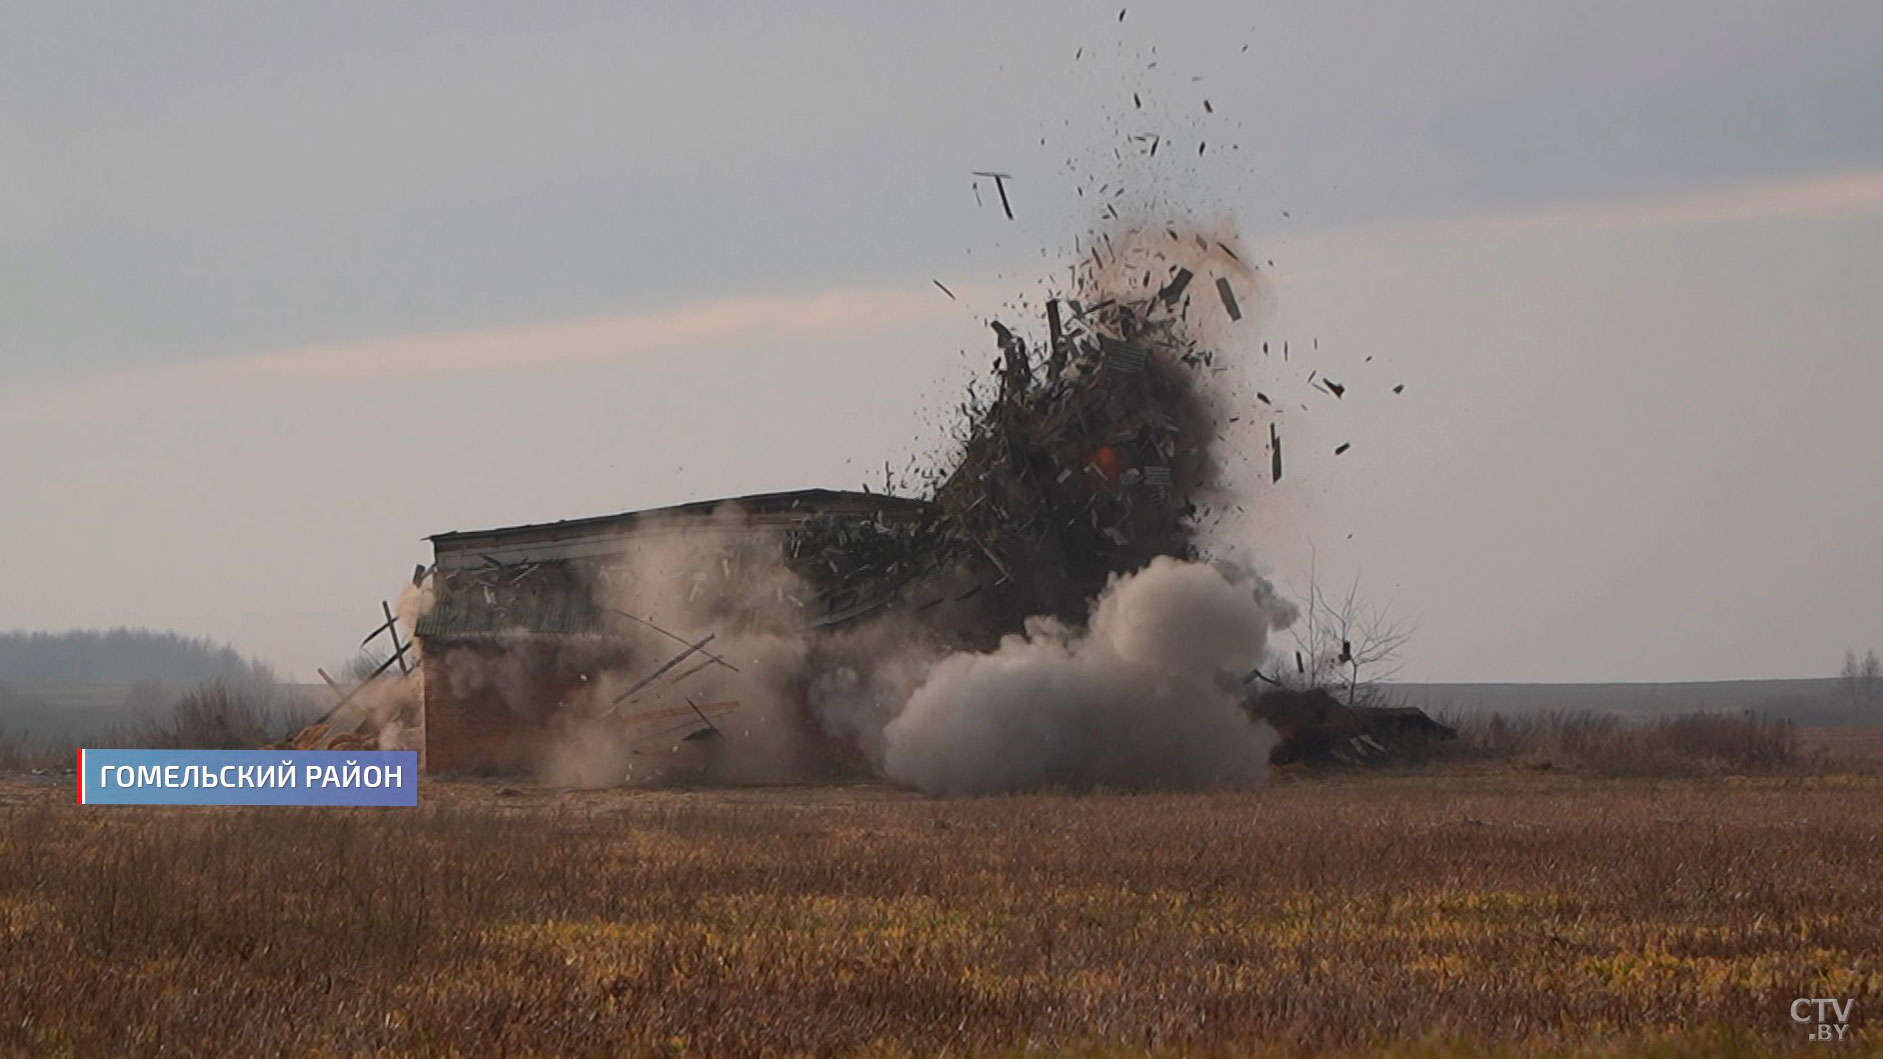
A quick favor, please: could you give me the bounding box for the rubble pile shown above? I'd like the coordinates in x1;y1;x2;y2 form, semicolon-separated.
1254;688;1458;767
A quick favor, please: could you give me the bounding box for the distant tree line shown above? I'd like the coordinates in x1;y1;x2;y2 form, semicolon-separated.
0;628;276;686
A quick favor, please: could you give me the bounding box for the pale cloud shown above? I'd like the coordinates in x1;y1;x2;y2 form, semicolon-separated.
3;283;960;422
1370;170;1883;245
1262;169;1883;289
16;167;1879;425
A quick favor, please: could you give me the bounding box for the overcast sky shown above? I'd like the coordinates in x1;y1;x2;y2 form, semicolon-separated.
3;0;1880;683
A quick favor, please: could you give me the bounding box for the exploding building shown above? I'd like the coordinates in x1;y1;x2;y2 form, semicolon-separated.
296;259;1451;781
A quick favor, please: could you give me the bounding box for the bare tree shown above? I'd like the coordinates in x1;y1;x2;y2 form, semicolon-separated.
1844;649;1882;712
1280;565;1417;707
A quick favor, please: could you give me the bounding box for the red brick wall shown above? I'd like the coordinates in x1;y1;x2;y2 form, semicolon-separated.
420;637;610;775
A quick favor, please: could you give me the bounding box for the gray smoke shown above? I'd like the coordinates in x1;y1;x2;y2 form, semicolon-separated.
880;556;1288;795
558;506;830;787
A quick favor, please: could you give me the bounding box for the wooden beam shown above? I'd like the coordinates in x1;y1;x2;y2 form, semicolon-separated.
610;634;717;708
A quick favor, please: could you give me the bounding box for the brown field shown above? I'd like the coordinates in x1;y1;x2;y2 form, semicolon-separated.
4;754;1883;1057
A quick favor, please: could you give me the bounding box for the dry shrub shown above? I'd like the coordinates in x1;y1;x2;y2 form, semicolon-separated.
1657;711;1800;771
0;730;35;772
1451;710;1800;776
132;680;302;750
0;729;72;773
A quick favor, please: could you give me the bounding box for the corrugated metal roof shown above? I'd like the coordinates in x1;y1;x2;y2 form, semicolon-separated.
426;488;933;549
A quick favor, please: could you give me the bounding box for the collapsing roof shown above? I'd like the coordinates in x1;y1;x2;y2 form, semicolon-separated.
426;488;932;562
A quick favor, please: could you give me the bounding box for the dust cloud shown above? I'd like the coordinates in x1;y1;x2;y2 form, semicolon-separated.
881;557;1287;795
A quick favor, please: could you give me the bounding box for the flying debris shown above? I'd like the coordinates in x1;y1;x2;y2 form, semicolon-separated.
972;171;1016;220
1215;277;1242;321
922;277;1231;627
1156;267;1194;305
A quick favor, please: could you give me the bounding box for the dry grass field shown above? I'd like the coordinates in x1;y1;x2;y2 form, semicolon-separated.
3;758;1882;1057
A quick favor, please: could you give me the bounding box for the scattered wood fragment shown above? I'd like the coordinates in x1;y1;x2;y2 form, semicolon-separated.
1215;277;1242;321
971;171;1015;220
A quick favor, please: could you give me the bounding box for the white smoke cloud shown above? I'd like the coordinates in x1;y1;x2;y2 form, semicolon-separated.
559;505;833;787
880;556;1288;795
